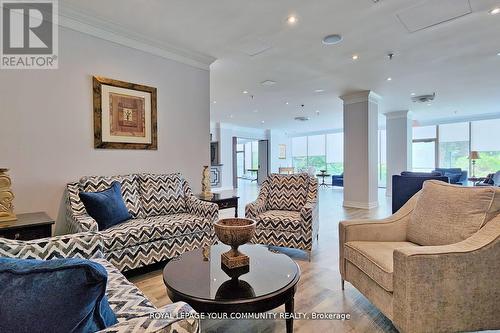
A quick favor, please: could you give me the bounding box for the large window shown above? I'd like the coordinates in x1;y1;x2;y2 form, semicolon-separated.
292;134;344;175
326;133;344;175
438;122;469;172
471;119;500;176
412;125;437;172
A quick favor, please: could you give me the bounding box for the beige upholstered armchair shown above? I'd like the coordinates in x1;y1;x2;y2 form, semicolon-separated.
246;173;319;259
339;180;500;333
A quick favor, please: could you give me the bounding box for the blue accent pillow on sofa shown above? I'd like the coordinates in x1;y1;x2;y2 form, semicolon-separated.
79;181;132;230
0;257;117;333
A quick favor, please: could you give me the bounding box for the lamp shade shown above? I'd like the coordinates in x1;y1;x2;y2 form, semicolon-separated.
469;151;480;160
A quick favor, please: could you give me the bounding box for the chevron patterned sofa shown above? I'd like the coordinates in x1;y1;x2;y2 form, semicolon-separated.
66;173;218;272
246;173;319;258
0;232;199;333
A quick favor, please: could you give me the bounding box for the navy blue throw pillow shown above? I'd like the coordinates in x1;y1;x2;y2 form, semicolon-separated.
79;181;132;230
0;257;117;333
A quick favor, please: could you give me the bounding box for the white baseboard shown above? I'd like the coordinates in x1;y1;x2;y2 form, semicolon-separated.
343;200;379;209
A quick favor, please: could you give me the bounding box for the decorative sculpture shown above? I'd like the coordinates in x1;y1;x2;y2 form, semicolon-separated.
0;168;17;222
214;218;256;269
201;165;213;199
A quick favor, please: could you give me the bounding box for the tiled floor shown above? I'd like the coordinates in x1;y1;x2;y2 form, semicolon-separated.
130;180;400;333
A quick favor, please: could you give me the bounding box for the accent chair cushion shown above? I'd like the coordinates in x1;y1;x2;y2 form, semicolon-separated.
0;257;117;333
79;182;132;231
256;210;302;233
408;180;500;246
266;173;309;211
344;241;419;292
79;174;142;218
138;173;187;216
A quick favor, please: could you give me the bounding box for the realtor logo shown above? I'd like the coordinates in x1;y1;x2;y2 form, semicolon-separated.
1;0;58;69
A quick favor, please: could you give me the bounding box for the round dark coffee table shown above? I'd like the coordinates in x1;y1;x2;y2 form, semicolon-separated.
163;244;300;333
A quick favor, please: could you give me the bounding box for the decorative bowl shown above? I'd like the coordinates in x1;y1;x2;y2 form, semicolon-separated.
214;218;256;269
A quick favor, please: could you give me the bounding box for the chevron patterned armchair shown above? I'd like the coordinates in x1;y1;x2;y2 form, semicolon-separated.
246;173;319;258
0;232;199;333
66;173;218;272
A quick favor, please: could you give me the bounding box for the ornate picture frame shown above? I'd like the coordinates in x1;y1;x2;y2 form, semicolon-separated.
93;76;157;150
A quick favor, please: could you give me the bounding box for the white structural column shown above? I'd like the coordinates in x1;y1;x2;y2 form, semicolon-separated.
385;111;413;195
340;91;380;209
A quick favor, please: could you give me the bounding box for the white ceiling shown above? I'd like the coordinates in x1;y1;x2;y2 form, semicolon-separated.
62;0;500;133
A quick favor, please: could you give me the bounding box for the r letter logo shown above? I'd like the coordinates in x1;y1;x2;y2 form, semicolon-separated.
1;0;58;69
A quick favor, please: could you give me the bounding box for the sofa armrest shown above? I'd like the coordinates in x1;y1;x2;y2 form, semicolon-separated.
300;200;319;240
392;216;500;333
185;196;218;223
245;198;267;220
0;232;104;260
98;302;199;333
67;212;99;233
339;193;418;278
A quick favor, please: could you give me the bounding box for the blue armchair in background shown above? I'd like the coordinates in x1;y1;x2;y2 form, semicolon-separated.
392;171;449;213
433;168;467;185
332;173;344;187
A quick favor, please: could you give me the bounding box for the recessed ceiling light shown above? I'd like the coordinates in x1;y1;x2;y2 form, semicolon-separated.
322;34;343;45
315;110;320;115
386;77;392;81
285;102;289;105
497;52;500;56
315;89;325;93
427;103;432;106
352;54;359;60
213;101;217;104
489;7;500;15
411;92;416;96
286;15;297;24
261;80;277;86
261;120;265;124
229;114;234;118
242;90;248;94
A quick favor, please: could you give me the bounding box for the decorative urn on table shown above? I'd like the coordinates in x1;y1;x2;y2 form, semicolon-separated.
214;218;256;269
0;168;17;222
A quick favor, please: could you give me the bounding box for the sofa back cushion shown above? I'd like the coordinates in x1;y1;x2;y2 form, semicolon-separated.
266;173;309;211
408;180;500;246
0;257;117;333
79;174;142;218
138;173;187;216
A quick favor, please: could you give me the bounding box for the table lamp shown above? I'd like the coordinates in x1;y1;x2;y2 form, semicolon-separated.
469;151;480;178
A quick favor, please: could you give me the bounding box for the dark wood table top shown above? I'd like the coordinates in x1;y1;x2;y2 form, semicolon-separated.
163;244;299;311
196;193;239;202
0;212;54;230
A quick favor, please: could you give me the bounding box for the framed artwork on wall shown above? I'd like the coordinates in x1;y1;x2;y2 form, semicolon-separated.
278;144;286;159
93;76;157;150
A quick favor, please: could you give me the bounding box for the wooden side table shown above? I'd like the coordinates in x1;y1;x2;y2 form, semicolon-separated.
196;193;240;217
0;212;54;240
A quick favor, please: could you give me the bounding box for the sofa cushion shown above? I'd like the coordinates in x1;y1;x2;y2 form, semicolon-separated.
408;180;500;246
101;213;212;251
256;210;302;233
138;173;187;216
80;174;142;218
344;241;420;292
91;258;156;320
266;173;309;211
0;257;117;333
79;182;132;230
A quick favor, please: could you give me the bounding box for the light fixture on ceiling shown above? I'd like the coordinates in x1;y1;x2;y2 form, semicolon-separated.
261;80;277;86
427;103;432;106
213;101;217;104
261;120;265;124
315;89;325;93
285;101;289;105
411;92;416;96
322;34;343;45
315;110;320;115
286;15;297;24
386;77;392;81
294;116;310;122
352;54;359;60
229;114;234;118
489;7;500;15
242;90;248;94
497;52;500;56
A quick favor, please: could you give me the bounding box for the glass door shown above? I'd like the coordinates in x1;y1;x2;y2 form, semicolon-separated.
412;140;436;172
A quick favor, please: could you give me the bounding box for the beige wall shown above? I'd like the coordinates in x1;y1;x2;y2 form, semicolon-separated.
0;28;210;234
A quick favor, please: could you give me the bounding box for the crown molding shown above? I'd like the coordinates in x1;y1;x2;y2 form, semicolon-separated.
58;3;216;70
340;91;382;105
384;110;413;120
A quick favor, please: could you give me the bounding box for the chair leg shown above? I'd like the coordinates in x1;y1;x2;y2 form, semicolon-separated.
307;250;312;262
341;279;345;290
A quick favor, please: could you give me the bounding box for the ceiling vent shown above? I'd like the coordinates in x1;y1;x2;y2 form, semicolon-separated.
412;93;436;103
294;116;310;122
261;80;277;86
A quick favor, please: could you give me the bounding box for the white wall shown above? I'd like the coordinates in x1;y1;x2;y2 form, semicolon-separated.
0;28;211;234
385;111;412;195
269;129;292;173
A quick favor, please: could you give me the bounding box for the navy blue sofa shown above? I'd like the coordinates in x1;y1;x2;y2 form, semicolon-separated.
392;171;449;213
332;173;344;187
433;168;467;185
